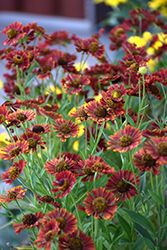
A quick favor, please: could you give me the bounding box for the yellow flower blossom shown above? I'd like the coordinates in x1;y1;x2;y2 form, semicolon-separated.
0;131;10;154
75;62;89;72
148;0;167;17
73;140;79;151
94;0;128;7
0;78;3;89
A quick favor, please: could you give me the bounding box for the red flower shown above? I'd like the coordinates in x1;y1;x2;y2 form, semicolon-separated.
35;219;59;250
45;157;77;175
0;105;9;124
6;50;29;69
1;159;27;185
20;131;46;153
58;229;95;250
7;109;35;123
36;194;61;208
1;21;25;45
51;171;77;198
69;105;88;122
133;147;160;176
0;140;29;161
77;155;115;182
106;170;140;202
43;208;77;236
78;187;117;220
61;74;90;94
145;136;167;165
53;119;79;142
0;185;26;204
85;100;114;123
75;37;105;58
26;123;52;134
107;125;142;153
13;212;44;235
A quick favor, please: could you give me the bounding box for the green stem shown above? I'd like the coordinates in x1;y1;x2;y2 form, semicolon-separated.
15;199;24;215
70;192;83;230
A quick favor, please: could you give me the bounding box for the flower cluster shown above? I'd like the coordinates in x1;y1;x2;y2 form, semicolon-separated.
0;7;167;250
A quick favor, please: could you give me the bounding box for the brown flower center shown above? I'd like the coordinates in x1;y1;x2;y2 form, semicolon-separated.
60;124;72;134
92;197;107;212
10;146;22;157
0;114;5;122
156;142;167;156
92;162;104;172
58;57;68;66
22;213;37;225
32;125;45;133
7;28;18;39
72;79;82;88
119;135;133;147
43;48;50;54
89;42;99;53
16;113;27;122
58;178;70;191
9;167;21;179
149;85;160;95
42;195;54;202
13;55;24;65
84;165;94;176
28;53;34;62
141;154;156;167
39;65;51;74
55;161;70;173
155;48;163;56
8;191;18;199
78;110;88;120
111;89;122;99
27;138;37;149
94;106;107;118
68;237;84;250
56;216;66;229
132;50;141;56
106;99;119;110
116;38;123;47
130;63;139;72
12;86;20;95
116;179;131;193
44;230;53;241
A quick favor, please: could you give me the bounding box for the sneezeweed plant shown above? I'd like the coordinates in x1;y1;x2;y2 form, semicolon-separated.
0;8;167;250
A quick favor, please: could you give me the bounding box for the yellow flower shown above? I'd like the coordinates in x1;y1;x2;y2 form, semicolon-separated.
73;140;79;151
75;62;89;72
45;85;62;95
0;131;10;154
0;78;3;89
148;0;167;17
94;0;128;7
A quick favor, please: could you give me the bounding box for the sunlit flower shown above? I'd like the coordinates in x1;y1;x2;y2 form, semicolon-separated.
58;229;95;250
6;50;29;69
78;187;117;220
61;74;90;94
145;136;167;165
7;109;35;123
13;212;44;235
148;0;167;17
51;170;77;198
0;140;29;161
1;21;25;45
0;185;26;204
133;147;160;176
43;208;77;236
20;131;46;153
35;219;60;250
53;119;79;142
1;159;27;184
107;125;142;153
106;170;140;202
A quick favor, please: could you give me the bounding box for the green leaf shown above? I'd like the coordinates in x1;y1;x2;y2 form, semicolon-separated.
24;74;36;88
124;114;136;127
123;209;156;236
131;237;145;250
143;237;156;250
117;213;131;239
149;190;164;206
134;222;155;246
140;172;146;193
